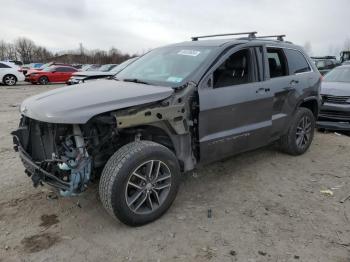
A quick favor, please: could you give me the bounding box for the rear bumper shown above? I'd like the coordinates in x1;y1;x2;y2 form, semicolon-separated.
17;74;25;82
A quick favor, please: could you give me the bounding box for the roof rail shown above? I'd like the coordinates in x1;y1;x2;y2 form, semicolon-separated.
255;35;286;41
191;32;257;41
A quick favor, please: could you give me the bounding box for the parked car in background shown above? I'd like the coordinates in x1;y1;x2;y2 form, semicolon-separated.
99;64;118;72
67;58;137;85
7;60;23;66
311;56;339;75
26;62;71;76
20;63;44;75
25;65;78;84
342;60;350;65
12;32;321;226
81;64;101;71
340;51;350;63
318;65;350;131
0;61;25;86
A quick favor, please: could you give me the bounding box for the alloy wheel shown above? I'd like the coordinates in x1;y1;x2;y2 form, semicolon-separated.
296;115;312;150
125;160;172;214
4;75;16;86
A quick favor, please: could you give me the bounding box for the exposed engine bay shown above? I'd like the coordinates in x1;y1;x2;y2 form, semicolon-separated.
12;83;198;196
12;115;121;196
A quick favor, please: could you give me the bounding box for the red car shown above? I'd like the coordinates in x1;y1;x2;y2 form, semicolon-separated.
25;66;78;85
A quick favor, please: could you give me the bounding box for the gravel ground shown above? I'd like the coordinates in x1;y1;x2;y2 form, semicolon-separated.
0;83;350;262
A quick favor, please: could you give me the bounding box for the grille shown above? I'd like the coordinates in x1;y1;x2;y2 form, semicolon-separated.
322;95;350;104
320;110;350;119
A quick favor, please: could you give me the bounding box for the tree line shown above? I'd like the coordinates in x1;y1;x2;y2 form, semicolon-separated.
0;37;135;65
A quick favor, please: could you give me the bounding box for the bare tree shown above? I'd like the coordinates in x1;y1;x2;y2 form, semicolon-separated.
303;41;312;56
15;37;35;63
344;38;350;51
0;40;7;60
0;36;134;64
7;43;18;61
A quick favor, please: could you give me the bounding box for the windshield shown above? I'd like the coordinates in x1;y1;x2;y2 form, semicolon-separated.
324;67;350;83
315;60;326;69
40;62;52;69
42;66;55;72
116;46;214;86
99;64;116;72
111;58;137;74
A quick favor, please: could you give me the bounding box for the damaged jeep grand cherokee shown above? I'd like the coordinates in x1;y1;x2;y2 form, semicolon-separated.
12;32;321;226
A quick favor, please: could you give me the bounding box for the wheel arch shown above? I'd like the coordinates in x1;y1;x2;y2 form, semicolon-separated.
121;122;196;172
39;75;49;82
3;74;17;83
298;96;320;118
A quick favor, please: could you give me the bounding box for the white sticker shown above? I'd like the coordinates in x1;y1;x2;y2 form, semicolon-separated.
177;50;201;56
166;76;183;83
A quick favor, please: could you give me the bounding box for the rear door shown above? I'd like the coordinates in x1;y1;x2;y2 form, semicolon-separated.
49;67;63;82
266;47;312;139
198;46;273;164
60;67;77;82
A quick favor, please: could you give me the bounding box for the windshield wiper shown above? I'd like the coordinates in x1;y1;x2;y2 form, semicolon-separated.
123;78;150;85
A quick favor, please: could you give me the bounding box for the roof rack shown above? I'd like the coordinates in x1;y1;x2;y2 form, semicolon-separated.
310;56;336;60
255;35;286;41
191;32;257;41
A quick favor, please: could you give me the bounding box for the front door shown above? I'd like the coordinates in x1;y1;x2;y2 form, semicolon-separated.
198;47;273;164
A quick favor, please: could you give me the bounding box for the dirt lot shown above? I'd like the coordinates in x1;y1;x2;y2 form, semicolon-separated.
0;84;350;262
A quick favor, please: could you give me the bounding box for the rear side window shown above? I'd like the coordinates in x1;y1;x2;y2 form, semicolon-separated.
0;63;11;68
267;48;287;78
57;67;75;72
284;49;311;74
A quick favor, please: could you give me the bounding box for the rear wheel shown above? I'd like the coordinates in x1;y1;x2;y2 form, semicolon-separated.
99;141;181;226
279;107;315;155
38;76;49;85
3;74;17;86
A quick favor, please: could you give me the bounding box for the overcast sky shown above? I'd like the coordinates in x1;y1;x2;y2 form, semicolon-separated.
1;0;349;56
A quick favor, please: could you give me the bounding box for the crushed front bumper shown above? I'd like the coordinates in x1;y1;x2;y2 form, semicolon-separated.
12;133;71;191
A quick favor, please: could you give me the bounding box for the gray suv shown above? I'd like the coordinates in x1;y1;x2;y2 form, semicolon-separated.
12;32;321;226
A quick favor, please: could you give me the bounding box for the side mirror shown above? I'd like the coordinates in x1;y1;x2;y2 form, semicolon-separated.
205;74;213;88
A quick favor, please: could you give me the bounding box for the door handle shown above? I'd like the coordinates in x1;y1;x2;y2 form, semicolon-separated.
256;87;270;94
289;80;299;85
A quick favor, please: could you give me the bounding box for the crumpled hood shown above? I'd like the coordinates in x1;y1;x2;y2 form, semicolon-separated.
321;81;350;96
20;80;174;124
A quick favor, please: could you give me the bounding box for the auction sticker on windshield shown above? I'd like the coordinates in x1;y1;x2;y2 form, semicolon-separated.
166;76;183;83
177;50;201;56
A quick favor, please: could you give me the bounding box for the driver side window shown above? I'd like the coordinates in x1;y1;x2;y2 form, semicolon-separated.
213;49;251;88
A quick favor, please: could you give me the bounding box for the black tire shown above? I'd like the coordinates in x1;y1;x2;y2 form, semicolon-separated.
99;141;181;226
279;107;315;155
3;74;17;86
38;76;49;85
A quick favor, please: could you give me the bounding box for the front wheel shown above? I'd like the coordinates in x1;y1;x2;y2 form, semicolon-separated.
38;76;49;85
99;141;181;226
279;107;315;155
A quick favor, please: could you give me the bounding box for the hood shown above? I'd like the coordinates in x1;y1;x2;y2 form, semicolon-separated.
20;79;174;124
321;81;350;96
72;71;114;77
